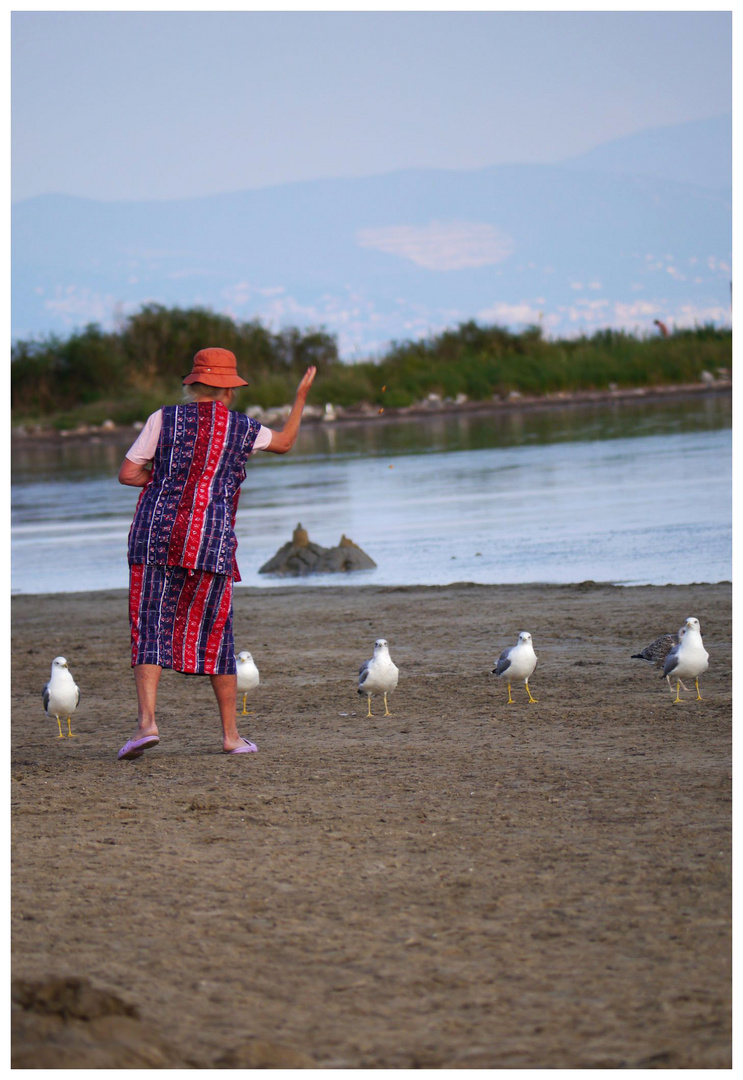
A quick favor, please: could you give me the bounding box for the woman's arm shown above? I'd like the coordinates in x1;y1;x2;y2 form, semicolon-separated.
118;410;161;485
264;366;317;455
118;458;152;487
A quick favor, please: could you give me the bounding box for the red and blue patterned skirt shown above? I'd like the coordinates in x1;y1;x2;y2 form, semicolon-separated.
129;564;236;675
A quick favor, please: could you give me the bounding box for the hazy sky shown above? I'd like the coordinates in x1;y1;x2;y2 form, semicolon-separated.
12;10;731;203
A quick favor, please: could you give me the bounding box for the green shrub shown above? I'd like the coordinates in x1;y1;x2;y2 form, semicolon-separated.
10;306;732;424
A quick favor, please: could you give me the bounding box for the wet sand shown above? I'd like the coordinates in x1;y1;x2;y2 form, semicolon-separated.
12;582;731;1068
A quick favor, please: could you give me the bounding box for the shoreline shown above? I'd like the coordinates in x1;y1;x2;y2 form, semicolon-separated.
10;577;734;601
11;380;731;448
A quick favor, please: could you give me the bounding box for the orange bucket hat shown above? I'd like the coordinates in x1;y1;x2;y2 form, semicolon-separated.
183;348;249;388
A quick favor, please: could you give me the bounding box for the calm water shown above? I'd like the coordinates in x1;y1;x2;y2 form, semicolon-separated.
11;396;732;595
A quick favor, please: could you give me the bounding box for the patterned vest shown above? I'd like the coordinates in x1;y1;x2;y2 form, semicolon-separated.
127;402;260;580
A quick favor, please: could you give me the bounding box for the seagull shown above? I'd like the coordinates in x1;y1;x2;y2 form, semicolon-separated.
236;651;260;715
492;632;538;704
632;627;685;667
632;625;688;693
663;617;709;704
43;656;80;738
358;638;398;717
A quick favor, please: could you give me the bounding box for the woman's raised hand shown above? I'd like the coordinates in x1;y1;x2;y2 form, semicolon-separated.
265;366;318;454
297;366;317;399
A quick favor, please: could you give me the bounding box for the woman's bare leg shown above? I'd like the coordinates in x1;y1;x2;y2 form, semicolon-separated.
132;663;162;737
209;673;244;751
129;667;247;751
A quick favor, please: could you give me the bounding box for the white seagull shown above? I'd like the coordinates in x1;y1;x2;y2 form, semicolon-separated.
358;638;398;717
493;632;538;704
236;651;260;715
663;617;709;704
43;656;80;738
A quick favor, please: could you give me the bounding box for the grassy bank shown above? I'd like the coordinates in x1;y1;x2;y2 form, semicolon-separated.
11;304;732;429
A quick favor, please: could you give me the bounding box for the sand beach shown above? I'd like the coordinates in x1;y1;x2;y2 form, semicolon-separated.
11;581;731;1068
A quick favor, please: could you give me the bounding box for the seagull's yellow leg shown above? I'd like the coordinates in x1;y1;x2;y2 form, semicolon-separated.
695;678;703;701
672;680;683;705
525;679;538;704
506;682;514;704
66;716;77;737
366;695;373;718
240;693;253;716
383;692;391;717
56;716;64;738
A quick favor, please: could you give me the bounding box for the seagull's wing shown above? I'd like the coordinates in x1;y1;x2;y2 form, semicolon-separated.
631;639;658;663
75;684;81;707
42;684;50;712
663;644;681;678
632;633;677;665
660;634;680;661
358;660;371;686
494;648;512;676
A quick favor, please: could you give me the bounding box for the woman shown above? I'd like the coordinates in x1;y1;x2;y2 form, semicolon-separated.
117;347;316;759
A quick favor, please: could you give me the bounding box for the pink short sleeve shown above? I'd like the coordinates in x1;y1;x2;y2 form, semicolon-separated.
125;410;163;464
251;424;273;453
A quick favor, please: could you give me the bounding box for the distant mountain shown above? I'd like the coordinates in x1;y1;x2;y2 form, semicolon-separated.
562;114;731;191
11;116;731;354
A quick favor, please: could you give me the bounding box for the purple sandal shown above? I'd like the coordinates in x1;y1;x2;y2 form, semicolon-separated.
224;737;258;754
118;735;160;760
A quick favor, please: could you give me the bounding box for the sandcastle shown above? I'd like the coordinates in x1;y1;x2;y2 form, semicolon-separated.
258;524;377;577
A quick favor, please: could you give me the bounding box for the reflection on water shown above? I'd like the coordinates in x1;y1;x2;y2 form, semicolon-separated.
11;394;731;481
11;396;732;594
12;436;131;485
296;393;732;462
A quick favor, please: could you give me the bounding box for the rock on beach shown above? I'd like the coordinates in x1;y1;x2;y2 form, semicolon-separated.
259;523;376;576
